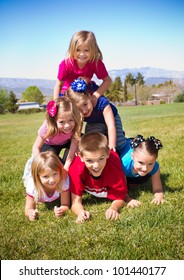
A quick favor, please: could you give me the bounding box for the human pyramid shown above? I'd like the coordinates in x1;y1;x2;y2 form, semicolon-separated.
23;30;165;223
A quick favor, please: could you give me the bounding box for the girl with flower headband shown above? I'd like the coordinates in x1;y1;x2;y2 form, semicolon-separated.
54;30;111;104
120;135;165;207
23;151;70;221
32;96;82;171
67;78;126;153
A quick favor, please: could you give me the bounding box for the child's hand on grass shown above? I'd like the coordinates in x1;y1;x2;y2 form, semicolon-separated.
127;199;141;208
105;208;120;220
151;193;165;205
76;211;90;224
27;209;38;221
54;206;66;218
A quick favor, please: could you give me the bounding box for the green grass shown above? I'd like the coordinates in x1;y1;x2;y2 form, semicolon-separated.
0;103;184;260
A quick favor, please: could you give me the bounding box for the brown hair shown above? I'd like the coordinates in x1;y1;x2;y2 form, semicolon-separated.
79;132;109;157
131;135;163;158
67;80;91;105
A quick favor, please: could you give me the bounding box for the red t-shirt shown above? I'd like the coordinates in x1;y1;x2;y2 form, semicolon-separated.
69;150;127;201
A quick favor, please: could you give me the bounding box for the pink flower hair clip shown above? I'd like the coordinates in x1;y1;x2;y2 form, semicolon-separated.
46;100;57;117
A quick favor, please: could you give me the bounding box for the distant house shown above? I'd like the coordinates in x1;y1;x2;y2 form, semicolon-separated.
16;102;40;110
144;93;175;105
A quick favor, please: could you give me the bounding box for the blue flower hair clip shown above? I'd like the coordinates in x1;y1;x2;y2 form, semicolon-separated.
71;78;87;93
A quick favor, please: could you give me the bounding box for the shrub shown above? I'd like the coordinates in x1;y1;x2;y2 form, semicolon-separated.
0;104;5;114
174;93;184;103
160;100;166;104
17;108;42;114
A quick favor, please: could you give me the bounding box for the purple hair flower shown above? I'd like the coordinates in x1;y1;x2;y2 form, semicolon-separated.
71;78;87;93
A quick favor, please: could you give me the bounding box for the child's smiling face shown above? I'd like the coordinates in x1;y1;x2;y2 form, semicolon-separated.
80;149;109;177
39;167;60;194
76;97;93;118
132;149;157;176
75;42;91;67
56;111;75;134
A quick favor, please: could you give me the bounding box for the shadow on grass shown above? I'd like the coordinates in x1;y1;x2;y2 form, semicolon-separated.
82;193;110;206
81;173;183;205
42;173;183;209
161;173;183;193
127;172;183;200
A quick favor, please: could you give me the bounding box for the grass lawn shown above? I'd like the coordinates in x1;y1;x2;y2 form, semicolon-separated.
0;103;184;260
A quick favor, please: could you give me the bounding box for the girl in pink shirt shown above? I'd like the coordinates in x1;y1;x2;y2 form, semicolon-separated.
54;30;111;103
32;96;83;171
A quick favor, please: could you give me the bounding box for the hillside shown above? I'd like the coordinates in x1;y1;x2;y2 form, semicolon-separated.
1;67;184;98
108;67;184;86
0;78;55;98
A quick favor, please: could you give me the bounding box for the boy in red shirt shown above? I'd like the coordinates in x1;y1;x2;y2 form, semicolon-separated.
69;132;127;223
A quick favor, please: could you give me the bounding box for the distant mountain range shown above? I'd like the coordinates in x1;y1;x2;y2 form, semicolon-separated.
1;67;184;98
108;67;184;85
0;78;56;98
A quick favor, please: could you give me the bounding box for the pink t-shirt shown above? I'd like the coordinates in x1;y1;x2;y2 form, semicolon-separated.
38;121;72;145
57;58;108;92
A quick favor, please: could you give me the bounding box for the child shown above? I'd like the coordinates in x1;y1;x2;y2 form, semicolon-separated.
23;151;70;221
69;132;127;223
32;96;82;171
67;78;126;153
120;135;165;208
54;30;111;103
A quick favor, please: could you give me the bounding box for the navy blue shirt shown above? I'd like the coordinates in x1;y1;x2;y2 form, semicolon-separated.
84;95;117;124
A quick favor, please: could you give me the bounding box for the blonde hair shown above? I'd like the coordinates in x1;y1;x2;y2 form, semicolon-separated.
67;80;91;105
66;30;103;62
79;132;109;157
45;96;83;140
31;151;66;202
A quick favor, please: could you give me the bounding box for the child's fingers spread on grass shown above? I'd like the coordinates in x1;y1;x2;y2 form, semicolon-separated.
106;209;119;220
127;199;141;208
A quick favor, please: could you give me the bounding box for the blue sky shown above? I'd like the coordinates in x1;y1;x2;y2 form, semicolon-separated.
1;0;184;79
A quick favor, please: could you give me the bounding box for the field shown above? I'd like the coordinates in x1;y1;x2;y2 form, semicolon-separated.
0;103;184;260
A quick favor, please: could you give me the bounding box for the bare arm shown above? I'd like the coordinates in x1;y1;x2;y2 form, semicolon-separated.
91;75;111;105
93;75;111;98
103;104;117;150
25;195;38;221
54;190;70;218
32;135;44;157
105;200;124;220
54;79;64;100
151;168;165;204
63;137;79;171
71;193;90;223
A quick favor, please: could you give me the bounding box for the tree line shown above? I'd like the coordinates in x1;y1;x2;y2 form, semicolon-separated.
105;73;184;105
0;73;183;114
0;86;44;114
